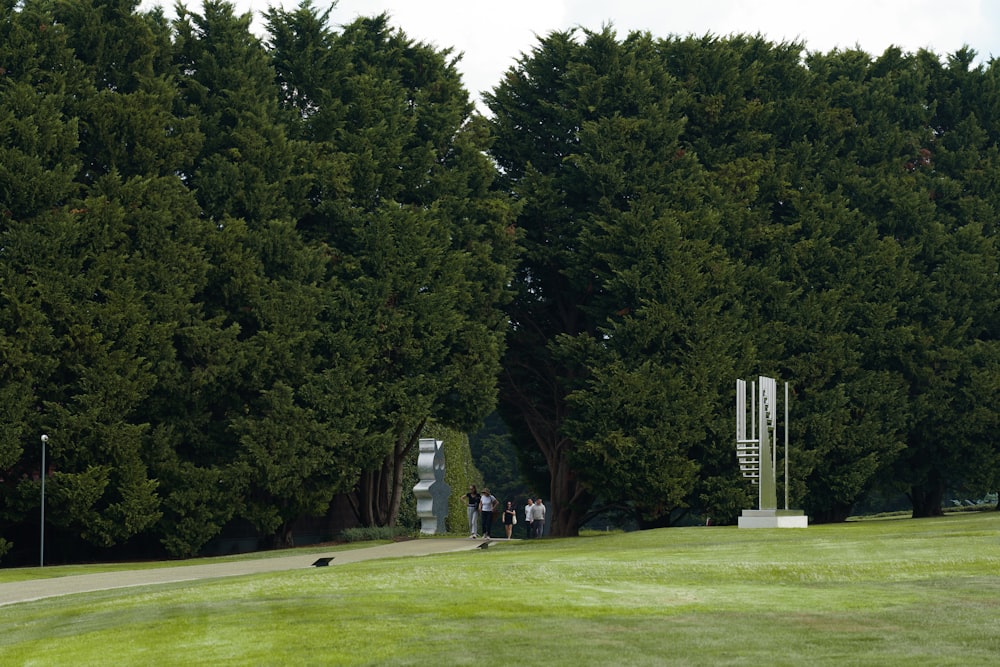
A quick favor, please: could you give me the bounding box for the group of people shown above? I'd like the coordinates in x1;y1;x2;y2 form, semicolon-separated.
464;486;545;540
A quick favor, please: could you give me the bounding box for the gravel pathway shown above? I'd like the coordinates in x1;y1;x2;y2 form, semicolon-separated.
0;538;485;607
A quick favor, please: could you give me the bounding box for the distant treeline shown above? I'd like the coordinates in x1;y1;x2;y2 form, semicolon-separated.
2;1;997;564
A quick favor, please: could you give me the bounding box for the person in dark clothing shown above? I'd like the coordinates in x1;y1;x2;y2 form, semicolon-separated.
464;485;481;538
502;500;516;539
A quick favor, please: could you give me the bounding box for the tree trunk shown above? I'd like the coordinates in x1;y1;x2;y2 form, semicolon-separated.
809;503;854;524
547;445;593;537
355;458;394;526
500;337;595;536
352;422;424;527
910;480;945;518
272;522;294;548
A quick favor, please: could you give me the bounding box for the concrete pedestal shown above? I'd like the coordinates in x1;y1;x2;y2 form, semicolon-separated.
738;509;808;528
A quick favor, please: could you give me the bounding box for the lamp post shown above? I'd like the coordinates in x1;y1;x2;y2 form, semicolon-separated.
40;434;47;568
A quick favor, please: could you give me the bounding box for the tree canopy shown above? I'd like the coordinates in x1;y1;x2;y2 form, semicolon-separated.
488;29;999;534
1;0;514;562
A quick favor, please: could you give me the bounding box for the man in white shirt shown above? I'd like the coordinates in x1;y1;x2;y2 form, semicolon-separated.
523;498;534;539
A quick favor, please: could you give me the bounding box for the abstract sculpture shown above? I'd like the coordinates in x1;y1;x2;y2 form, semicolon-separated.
413;438;451;534
735;377;808;528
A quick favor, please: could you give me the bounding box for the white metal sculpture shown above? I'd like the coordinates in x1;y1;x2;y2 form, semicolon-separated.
414;438;451;534
735;377;807;528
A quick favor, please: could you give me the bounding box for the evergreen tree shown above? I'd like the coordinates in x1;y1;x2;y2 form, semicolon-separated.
0;2;70;557
877;49;1000;515
1;0;213;557
267;6;516;527
168;0;350;550
486;28;747;533
1;1;83;526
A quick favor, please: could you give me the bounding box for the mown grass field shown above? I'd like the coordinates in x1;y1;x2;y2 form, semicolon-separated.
2;512;999;666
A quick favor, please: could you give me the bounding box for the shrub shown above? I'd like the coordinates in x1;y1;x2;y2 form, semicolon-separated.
337;526;415;543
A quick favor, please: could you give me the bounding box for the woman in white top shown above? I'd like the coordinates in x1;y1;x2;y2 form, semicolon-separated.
478;488;498;538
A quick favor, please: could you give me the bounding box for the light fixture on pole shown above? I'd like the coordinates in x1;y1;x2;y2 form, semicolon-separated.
40;434;48;568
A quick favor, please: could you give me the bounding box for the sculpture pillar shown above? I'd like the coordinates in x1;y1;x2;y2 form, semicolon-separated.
414;438;451;534
735;376;807;528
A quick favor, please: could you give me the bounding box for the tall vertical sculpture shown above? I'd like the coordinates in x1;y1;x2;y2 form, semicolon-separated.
414;438;451;534
735;377;808;528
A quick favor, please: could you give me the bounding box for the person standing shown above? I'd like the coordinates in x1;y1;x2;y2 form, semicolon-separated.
523;498;534;539
502;500;516;539
532;498;546;538
479;488;498;539
464;485;481;538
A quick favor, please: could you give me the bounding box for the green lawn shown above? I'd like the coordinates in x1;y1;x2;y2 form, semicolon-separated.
2;512;999;666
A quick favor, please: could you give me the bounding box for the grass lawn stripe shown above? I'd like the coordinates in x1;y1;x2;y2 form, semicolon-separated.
1;512;998;665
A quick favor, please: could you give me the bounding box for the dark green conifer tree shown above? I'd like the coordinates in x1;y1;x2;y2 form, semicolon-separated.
1;0;212;557
267;6;516;527
487;28;750;533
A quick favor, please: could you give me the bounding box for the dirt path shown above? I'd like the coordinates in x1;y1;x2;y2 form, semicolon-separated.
0;538;485;607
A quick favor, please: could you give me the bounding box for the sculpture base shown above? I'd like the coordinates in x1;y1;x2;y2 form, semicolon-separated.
738;509;808;529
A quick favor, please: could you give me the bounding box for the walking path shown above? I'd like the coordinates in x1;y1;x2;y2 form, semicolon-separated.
0;538;485;607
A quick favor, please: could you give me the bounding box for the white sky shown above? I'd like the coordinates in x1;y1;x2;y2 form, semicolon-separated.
140;1;1000;103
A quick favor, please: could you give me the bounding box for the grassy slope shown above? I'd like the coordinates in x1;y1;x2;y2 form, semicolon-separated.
2;512;999;666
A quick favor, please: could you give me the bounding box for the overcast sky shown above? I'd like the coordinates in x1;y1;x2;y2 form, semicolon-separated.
139;1;1000;103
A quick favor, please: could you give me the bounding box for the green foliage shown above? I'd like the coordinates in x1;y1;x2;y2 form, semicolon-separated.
336;525;413;543
488;28;759;531
469;415;525;507
489;28;999;534
175;0;297;223
0;1;514;561
0;2;83;219
266;5;515;529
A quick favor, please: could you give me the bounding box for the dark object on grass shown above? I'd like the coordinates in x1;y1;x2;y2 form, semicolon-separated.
477;542;490;550
312;557;335;566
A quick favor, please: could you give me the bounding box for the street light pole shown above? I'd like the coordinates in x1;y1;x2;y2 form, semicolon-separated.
40;434;47;568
